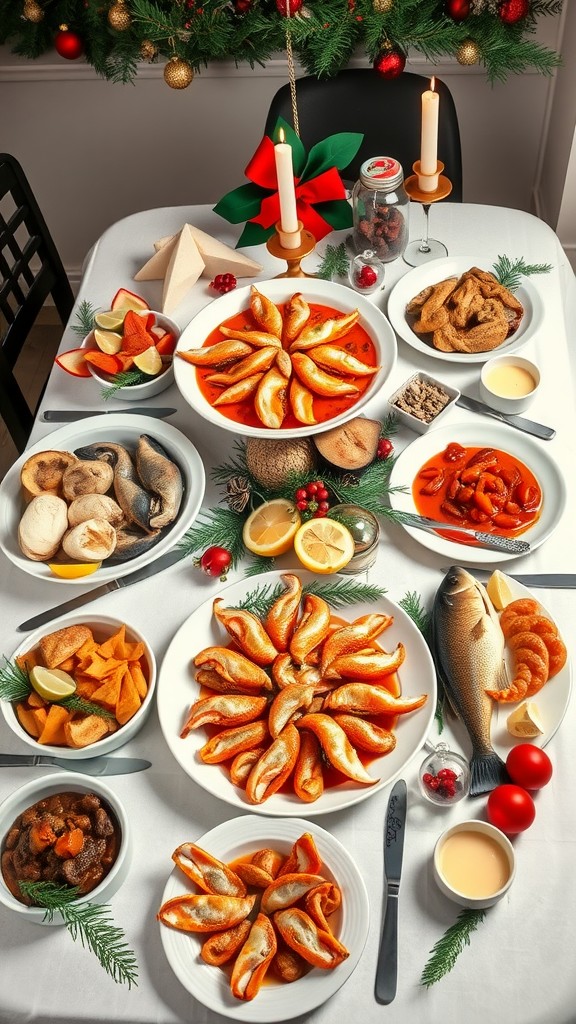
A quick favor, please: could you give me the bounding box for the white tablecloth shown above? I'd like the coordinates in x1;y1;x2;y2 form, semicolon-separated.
1;204;575;1024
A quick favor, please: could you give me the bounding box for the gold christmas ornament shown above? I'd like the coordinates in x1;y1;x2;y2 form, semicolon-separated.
107;1;132;31
140;38;158;61
373;0;393;11
23;0;44;22
457;38;480;65
163;56;194;89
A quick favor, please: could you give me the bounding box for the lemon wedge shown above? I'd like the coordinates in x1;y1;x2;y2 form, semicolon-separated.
293;518;355;574
94;328;123;355
133;345;163;376
486;569;515;610
506;701;545;738
48;562;102;579
242;498;301;557
30;666;77;702
94;310;126;331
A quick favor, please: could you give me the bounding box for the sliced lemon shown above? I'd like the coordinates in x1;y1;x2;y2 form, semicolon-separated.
486;569;515;611
94;310;126;331
30;666;77;702
133;345;163;376
48;561;102;579
242;498;302;557
94;328;123;355
293;518;355;574
506;701;545;738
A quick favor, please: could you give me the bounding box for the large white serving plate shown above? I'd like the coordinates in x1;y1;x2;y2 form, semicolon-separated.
174;278;397;438
158;815;369;1022
491;578;571;757
388;421;566;564
0;414;205;585
157;570;436;816
387;256;544;364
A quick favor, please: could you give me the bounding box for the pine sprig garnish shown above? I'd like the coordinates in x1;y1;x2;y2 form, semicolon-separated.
19;881;138;988
60;695;115;720
71;300;98;338
492;254;552;291
244;555;276;578
0;657;114;719
421;909;486;987
399;592;430;641
316;242;350;281
178;508;247;566
235;578;387;618
100;369;148;400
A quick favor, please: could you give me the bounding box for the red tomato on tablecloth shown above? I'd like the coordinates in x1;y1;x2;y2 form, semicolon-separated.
487;784;536;835
506;744;553;791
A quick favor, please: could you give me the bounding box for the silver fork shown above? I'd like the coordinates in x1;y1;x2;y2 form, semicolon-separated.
393;511;530;555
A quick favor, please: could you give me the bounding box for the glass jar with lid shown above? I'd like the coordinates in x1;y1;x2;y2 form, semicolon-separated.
351;156;409;262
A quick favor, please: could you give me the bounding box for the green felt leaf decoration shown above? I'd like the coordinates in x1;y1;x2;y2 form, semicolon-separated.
301;132;363;180
236;221;274;248
314;199;354;230
213;182;269;224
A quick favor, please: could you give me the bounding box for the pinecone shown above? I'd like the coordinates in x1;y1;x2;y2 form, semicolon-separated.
470;0;499;11
340;472;361;487
226;475;251;513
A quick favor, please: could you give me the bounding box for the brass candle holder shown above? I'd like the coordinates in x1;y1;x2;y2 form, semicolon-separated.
403;161;452;266
266;220;316;278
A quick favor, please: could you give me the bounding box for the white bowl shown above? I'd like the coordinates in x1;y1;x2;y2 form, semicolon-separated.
0;772;132;924
3;613;156;759
174;278;397;439
82;311;178;400
0;413;205;585
480;354;540;414
159;815;369;1022
433;819;516;910
388;372;460;435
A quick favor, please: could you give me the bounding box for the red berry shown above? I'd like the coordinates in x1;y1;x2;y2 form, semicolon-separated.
210;273;237;294
314;508;328;518
437;768;457;781
317;500;330;512
356;265;378;288
316;488;329;502
295;488;308;501
377;437;393;459
422;773;434;786
306;482;318;496
296;500;308;511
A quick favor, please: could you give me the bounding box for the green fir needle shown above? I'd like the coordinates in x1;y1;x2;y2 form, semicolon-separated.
421;909;486;987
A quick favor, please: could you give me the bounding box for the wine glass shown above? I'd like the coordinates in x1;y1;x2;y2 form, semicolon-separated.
403;161;452;267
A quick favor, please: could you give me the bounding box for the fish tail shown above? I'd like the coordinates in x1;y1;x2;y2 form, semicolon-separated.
469;750;509;797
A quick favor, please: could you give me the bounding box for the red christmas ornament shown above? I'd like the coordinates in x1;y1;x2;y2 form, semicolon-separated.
54;25;84;60
373;45;406;79
445;0;470;20
198;546;232;580
499;0;529;24
276;0;303;14
234;0;252;10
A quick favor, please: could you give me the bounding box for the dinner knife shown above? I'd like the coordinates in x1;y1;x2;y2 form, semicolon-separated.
0;754;151;775
18;546;187;632
456;394;555;440
392;511;530;555
374;778;407;1005
43;407;177;421
453;568;576;589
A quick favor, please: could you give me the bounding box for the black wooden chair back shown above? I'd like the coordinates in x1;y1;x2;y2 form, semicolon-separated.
0;153;74;454
264;70;463;200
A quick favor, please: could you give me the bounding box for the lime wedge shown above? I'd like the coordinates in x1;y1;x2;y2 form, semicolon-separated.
94;310;126;331
30;666;77;702
94;328;123;355
133;345;162;376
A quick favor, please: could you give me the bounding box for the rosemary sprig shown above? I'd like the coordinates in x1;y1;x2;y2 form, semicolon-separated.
0;657;114;719
316;242;349;280
421;909;486;987
19;881;138;988
492;254;552;291
71;300;98;338
236;579;387;618
100;369;147;399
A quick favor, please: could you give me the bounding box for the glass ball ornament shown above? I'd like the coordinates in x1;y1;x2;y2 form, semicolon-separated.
348;250;385;294
419;743;470;805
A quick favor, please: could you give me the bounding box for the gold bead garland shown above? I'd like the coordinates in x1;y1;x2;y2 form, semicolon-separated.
108;1;132;31
163;56;194;89
456;38;480;65
23;0;44;22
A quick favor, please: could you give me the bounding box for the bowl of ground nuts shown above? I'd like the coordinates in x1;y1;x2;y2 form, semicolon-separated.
388;372;460;434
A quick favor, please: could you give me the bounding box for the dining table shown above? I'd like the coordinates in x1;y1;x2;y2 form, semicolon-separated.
0;199;575;1024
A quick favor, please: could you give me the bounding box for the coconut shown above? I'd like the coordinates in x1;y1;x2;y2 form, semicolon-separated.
245;437;317;491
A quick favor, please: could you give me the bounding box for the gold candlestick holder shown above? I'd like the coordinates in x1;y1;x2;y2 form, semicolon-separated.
266;221;316;278
403;161;452;266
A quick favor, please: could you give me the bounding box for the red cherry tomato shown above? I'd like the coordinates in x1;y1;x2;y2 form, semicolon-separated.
487;784;536;835
506;744;553;790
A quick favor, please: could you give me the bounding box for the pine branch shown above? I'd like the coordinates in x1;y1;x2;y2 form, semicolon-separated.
19;882;138;988
421;909;486;987
316;243;350;280
399;591;430;641
235;578;386;618
492;254;552;291
0;658;31;703
60;695;115;720
178;508;246;566
243;555;275;578
71;300;97;338
100;370;148;400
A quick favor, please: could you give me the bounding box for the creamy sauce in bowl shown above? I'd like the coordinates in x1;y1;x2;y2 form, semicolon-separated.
484;363;537;399
439;830;511;898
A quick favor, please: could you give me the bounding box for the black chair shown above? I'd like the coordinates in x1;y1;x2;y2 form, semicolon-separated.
264;70;463;201
0;153;74;455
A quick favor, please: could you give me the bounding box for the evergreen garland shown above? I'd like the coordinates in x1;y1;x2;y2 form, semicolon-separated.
1;0;562;85
492;254;553;291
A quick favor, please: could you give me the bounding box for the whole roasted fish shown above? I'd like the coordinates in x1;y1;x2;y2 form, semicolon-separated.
431;565;509;796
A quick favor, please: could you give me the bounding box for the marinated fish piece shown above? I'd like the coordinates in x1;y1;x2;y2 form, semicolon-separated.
282;292;310;345
230;913;277;1001
199;719;270;764
206;347;278;386
254;367;288;428
291;352;360;397
260;873;327;914
322;683;427;716
158;893;255;933
289;310;359;351
200;920;252;966
265;573;302;652
289;594;331;665
296;713;379;785
171;843;247;896
323;644;406;680
213;598;279;666
180;694;268;737
274;908;349;969
212;373;264;407
249;286;283;338
176;339;253;367
332;713;397;755
278;833;322;876
309;344;379;377
304;882;341;932
293;731;324;803
289;376;317;425
320;613;393;674
219;326;282;348
194;647;272;690
245;724;300;804
268;683;316;738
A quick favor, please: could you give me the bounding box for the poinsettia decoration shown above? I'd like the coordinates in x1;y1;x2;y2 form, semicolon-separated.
213;117;362;247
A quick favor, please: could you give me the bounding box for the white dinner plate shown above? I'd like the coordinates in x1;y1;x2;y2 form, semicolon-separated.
0;414;205;585
158;815;369;1022
491;578;571;757
388;421;566;564
157;570;436;816
387;256;544;364
174;278;397;438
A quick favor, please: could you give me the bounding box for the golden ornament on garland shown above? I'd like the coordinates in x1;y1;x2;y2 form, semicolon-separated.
23;0;44;22
373;0;393;11
456;38;480;65
163;57;194;89
140;38;158;61
107;1;132;31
